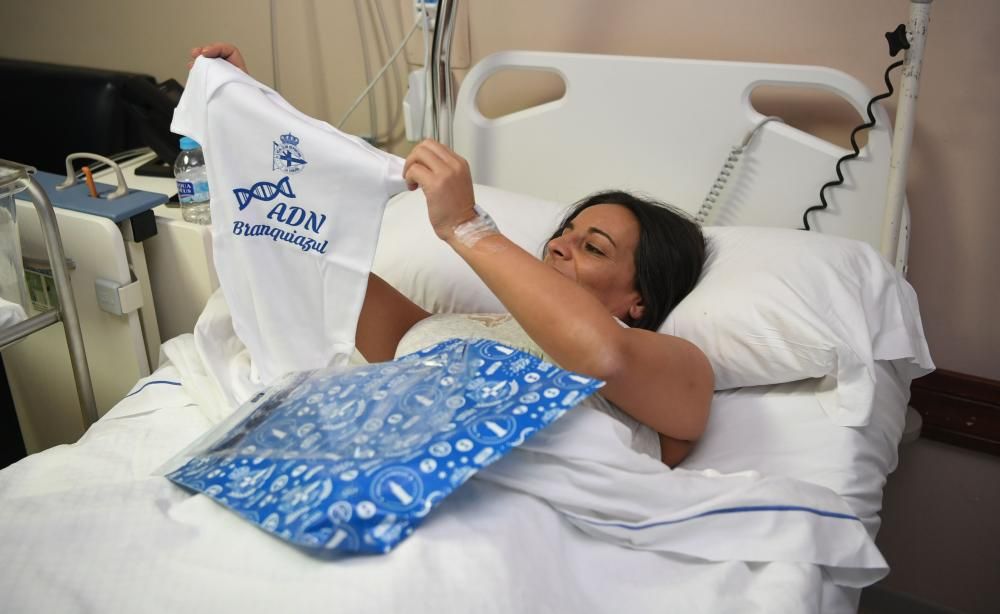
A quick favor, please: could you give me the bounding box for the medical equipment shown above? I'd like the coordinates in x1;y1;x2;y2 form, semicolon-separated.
693;116;783;226
403;1;435;142
0;160;97;425
429;0;460;145
453;52;923;275
694;20;921;231
451;203;499;248
448;2;934;269
801;22;914;231
92;151;218;342
344;0;435;145
4;158;166;451
882;0;933;264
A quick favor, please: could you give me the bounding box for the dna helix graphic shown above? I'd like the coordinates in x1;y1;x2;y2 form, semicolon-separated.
232;176;297;211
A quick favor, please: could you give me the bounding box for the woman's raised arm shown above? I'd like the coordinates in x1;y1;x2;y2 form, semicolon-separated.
404;140;713;465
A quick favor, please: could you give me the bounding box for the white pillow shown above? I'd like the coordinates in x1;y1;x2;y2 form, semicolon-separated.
373;185;933;426
374;184;566;314
661;225;933;426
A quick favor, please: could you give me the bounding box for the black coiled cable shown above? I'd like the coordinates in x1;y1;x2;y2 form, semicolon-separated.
800;58;904;231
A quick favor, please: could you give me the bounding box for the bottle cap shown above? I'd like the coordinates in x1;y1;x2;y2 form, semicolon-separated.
179;136;201;151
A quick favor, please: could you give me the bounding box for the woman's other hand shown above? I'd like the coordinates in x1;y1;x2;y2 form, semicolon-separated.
403;140;479;242
189;43;248;73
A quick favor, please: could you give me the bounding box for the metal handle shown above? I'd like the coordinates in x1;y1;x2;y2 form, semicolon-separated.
29;175;98;425
55;153;129;200
0;159;98;428
430;0;460;147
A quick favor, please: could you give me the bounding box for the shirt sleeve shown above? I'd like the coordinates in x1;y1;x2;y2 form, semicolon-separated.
382;152;408;200
170;55;211;145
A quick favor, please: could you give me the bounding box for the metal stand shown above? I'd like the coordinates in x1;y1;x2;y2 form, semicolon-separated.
882;0;933;264
430;0;460;147
0;160;98;427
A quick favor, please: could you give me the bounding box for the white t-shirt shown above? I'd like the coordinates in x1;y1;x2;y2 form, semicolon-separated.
172;56;407;384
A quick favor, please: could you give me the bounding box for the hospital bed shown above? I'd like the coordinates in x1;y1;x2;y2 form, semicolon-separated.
0;13;934;614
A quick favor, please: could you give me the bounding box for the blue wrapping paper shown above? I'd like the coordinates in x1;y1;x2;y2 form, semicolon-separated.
167;337;603;555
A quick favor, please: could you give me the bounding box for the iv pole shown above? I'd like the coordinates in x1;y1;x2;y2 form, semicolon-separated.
430;0;460;147
881;0;933;266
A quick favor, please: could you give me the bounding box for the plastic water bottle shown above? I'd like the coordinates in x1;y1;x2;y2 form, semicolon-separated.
174;137;212;224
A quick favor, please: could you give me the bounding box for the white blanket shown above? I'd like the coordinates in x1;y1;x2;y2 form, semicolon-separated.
181;293;885;580
480;405;885;588
0;330;868;613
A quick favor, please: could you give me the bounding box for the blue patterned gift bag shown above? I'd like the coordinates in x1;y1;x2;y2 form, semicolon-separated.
166;338;603;555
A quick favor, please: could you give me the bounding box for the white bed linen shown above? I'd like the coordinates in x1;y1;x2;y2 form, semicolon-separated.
0;295;27;329
177;294;883;579
684;361;911;537
0;335;863;614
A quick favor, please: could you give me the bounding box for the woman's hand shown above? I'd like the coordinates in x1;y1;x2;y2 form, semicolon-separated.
402;140;479;242
189;43;248;73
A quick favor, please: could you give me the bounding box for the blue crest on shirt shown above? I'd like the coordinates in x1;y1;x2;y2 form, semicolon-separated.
273;132;307;174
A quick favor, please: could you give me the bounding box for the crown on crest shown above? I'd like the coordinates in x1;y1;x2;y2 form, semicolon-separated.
279;133;300;146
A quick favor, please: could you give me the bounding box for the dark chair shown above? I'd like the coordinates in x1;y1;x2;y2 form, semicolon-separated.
0;58;176;174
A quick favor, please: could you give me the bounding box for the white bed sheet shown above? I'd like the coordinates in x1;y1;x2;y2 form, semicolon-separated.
685;361;910;537
0;333;869;614
0;295;27;329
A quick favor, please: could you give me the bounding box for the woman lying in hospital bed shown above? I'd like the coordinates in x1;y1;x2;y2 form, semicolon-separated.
168;42;924;565
194;44;714;470
0;42;934;613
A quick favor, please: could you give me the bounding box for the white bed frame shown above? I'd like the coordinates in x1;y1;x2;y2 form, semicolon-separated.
454;53;908;269
437;1;933;275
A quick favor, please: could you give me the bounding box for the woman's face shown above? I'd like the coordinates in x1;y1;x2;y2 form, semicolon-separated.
543;204;645;322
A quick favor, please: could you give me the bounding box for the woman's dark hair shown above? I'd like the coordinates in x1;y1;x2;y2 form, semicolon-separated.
545;190;706;331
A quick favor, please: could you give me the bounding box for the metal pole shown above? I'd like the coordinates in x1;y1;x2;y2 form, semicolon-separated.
431;0;459;147
881;0;932;263
0;310;60;349
25;177;99;427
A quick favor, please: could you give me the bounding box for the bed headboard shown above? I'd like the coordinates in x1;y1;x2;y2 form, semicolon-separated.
453;51;909;270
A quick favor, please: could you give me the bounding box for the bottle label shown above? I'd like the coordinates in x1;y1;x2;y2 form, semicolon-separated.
177;180;210;204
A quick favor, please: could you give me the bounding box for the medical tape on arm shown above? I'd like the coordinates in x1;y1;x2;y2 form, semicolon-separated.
452;204;499;248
